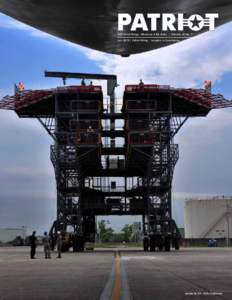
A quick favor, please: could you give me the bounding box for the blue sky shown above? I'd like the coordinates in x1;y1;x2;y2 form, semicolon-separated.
0;18;99;96
0;13;232;234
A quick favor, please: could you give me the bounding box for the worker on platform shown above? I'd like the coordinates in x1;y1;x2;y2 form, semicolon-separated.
18;82;25;92
50;233;56;251
87;125;94;133
139;79;144;87
56;231;63;258
89;81;93;86
143;233;149;251
81;78;86;86
42;232;51;259
14;82;25;95
204;80;212;93
29;231;37;259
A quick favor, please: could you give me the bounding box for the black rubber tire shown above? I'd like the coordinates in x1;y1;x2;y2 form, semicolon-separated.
143;237;149;252
144;245;149;251
150;245;156;252
158;245;163;251
174;239;180;250
150;239;156;252
164;237;171;252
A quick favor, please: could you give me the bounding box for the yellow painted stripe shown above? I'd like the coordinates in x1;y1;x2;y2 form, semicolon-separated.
112;251;121;300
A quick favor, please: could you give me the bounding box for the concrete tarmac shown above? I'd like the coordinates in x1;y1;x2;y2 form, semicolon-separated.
0;247;232;300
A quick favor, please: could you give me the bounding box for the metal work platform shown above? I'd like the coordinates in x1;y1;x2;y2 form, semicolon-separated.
0;74;232;252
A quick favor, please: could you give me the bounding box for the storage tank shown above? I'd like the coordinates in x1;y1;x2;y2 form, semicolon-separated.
184;197;232;239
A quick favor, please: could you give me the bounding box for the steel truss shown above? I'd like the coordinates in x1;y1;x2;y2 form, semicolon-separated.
141;112;187;251
1;76;232;252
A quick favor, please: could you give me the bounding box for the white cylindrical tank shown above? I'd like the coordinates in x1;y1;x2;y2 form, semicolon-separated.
184;197;232;239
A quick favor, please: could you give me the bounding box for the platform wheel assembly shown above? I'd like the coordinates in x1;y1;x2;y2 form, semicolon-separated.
158;245;163;251
164;236;171;252
143;236;150;251
143;245;149;251
149;236;156;252
173;238;180;250
72;235;85;252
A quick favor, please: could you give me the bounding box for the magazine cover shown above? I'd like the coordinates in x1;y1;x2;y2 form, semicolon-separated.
0;1;231;299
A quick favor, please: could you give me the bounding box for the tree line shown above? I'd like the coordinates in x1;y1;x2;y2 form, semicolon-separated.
97;220;136;243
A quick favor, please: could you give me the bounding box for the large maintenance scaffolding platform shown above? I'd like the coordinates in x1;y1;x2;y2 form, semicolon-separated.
0;72;232;251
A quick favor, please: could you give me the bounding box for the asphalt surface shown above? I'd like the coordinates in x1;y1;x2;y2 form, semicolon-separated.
0;247;232;300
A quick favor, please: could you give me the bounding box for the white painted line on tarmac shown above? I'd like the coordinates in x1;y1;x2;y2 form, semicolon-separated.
121;255;164;261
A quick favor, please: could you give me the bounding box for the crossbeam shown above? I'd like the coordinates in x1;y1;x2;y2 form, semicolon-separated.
44;71;117;81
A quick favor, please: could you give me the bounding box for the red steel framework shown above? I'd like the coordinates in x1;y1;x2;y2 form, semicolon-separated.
1;85;231;111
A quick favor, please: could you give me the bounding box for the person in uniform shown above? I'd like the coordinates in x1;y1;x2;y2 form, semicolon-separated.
29;231;37;259
139;79;144;87
42;232;51;259
56;231;63;258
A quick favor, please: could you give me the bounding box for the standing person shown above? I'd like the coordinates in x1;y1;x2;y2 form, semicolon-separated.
139;79;144;87
50;234;55;251
143;234;149;252
42;232;51;259
87;125;94;133
56;231;63;258
29;231;37;259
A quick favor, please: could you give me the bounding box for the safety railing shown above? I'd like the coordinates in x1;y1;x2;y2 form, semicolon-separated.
126;118;168;132
57;132;101;145
128;132;156;145
94;186;125;193
126;100;157;110
71;100;102;111
126;119;150;131
56;85;102;92
103;102;122;113
174;89;212;108
50;145;79;166
101;158;125;169
125;84;170;92
69;120;101;131
6;90;53;110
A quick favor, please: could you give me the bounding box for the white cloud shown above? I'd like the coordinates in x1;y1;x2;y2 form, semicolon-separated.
84;22;232;97
176;108;232;147
1;12;232;94
1;12;232;92
0;110;46;134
